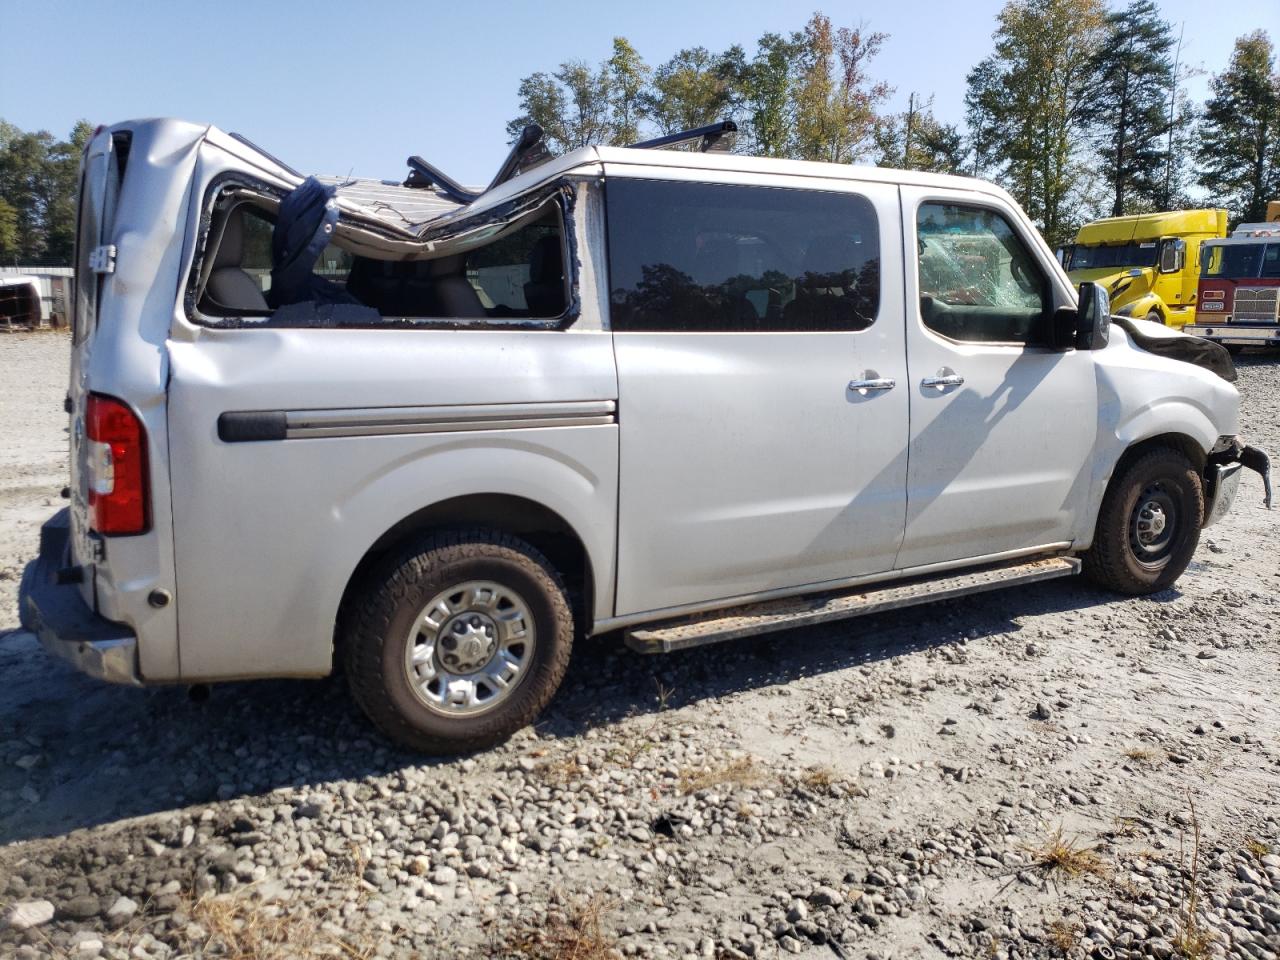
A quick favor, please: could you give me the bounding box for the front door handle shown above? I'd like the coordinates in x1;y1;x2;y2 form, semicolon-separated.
921;373;965;390
848;377;896;395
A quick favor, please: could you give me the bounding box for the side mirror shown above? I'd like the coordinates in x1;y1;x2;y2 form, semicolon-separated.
1076;281;1110;350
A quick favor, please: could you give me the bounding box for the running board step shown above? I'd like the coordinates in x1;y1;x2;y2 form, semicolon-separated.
625;556;1081;654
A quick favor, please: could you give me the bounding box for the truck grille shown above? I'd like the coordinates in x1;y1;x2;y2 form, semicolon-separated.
1234;287;1279;323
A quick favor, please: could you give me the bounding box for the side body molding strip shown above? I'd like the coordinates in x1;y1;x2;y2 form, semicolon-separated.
218;400;617;443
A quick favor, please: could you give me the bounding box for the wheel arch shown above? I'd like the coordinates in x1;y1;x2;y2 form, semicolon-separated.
337;493;597;646
1110;432;1207;479
1117;293;1167;324
1076;430;1209;552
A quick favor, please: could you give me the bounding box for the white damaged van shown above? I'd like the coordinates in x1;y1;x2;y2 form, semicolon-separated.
20;118;1271;753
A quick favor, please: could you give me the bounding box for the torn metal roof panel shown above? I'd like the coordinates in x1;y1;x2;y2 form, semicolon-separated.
316;177;477;234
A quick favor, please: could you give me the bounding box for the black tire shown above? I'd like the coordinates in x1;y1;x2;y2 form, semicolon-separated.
1224;344;1245;356
342;529;573;754
1083;447;1203;595
1146;310;1164;325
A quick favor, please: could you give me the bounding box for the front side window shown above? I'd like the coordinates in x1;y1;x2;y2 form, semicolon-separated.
916;202;1049;345
1263;244;1280;279
606;179;880;333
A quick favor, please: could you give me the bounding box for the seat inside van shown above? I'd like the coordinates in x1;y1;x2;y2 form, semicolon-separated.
202;210;270;313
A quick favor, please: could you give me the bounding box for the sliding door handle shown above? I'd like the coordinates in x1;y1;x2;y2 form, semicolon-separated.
848;377;896;395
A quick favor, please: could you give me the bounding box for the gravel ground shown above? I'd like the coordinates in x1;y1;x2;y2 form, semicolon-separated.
1;331;1278;960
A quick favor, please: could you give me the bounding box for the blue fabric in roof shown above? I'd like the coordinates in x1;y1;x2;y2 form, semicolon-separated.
268;177;359;308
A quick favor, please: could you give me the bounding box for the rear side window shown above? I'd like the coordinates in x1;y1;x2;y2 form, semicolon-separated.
197;196;567;324
606;179;880;332
916;202;1050;345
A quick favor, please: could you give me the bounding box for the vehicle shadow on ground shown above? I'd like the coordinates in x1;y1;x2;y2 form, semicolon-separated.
0;576;1151;846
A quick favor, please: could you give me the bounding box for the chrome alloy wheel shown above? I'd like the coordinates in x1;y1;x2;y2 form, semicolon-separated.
1129;482;1177;567
404;580;535;716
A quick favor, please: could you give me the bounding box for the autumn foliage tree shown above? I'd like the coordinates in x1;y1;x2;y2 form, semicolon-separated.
1196;30;1280;224
505;12;894;164
964;0;1108;246
790;15;891;163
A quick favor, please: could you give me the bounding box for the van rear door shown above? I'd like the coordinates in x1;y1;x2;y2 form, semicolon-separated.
67;127;122;593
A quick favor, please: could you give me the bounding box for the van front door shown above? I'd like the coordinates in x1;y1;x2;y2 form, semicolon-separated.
605;171;909;616
896;188;1097;570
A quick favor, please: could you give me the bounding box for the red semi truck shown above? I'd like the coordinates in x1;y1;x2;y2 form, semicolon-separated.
1185;221;1280;353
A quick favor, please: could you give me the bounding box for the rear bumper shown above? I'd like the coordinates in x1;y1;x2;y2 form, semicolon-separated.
18;509;142;685
1184;323;1280;347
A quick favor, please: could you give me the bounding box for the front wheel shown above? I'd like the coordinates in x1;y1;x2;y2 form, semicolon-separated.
343;530;574;754
1146;310;1165;325
1083;447;1203;595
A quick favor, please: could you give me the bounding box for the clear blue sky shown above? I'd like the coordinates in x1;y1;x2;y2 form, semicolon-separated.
1;0;1276;183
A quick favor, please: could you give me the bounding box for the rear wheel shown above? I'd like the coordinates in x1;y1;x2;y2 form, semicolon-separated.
1083;447;1203;595
1145;310;1164;325
343;530;573;754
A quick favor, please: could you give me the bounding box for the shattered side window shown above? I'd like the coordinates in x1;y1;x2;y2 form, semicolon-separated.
197;190;569;326
916;202;1050;345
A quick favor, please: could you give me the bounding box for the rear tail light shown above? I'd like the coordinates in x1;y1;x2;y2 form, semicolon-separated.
86;393;149;535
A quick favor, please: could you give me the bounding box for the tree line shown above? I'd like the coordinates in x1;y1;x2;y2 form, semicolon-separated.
2;1;1277;262
508;1;1280;245
0;119;93;265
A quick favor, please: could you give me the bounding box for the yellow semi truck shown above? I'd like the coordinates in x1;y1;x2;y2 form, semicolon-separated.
1060;209;1228;329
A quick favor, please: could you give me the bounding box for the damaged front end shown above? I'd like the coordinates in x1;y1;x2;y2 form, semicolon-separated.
1204;436;1272;526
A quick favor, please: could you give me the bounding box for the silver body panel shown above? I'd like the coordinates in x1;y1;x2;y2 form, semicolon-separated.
48;118;1244;684
166;329;619;679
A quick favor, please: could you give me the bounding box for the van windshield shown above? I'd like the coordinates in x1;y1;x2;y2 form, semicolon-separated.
1067;242;1159;271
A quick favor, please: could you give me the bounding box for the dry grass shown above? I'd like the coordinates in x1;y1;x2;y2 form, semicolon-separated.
500;895;621;960
798;765;840;791
678;756;767;795
1245;838;1272;861
1172;796;1216;960
1172;921;1215;960
653;678;676;711
534;756;587;786
184;891;374;960
1023;826;1109;881
1124;746;1165;763
1044;918;1081;954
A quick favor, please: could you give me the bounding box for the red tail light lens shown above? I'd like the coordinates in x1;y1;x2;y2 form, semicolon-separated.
86;393;149;535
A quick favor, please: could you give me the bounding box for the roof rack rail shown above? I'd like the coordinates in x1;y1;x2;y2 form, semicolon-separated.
486;124;551;192
628;120;738;153
404;156;481;205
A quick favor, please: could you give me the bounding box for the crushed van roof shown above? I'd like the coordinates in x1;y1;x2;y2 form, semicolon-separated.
315;176;476;235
